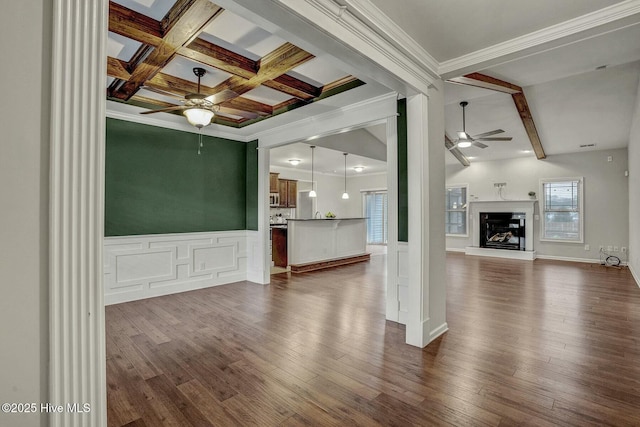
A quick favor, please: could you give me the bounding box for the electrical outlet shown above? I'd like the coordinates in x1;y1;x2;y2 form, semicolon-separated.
622;247;627;253
607;246;613;252
607;156;613;162
200;262;206;270
584;244;590;251
493;182;507;188
613;246;619;252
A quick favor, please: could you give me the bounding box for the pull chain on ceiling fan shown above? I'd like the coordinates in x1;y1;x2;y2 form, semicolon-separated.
448;101;513;150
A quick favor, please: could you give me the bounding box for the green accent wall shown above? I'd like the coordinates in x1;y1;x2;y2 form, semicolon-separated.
397;99;408;242
105;118;251;236
245;140;258;231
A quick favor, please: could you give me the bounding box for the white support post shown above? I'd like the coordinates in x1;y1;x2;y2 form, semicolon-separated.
405;82;448;347
50;0;108;425
386;114;400;322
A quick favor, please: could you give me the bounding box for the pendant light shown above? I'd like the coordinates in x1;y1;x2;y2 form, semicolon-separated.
309;146;317;198
342;152;349;199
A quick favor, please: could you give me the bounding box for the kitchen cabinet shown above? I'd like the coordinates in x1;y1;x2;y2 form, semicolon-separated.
269;173;279;193
278;179;297;208
271;227;288;267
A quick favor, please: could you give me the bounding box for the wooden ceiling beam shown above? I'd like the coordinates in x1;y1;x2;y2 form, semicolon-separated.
447;72;522;94
179;38;257;79
144;72;273;115
107;57;131;80
447;72;546;160
109;1;163;46
213;42;314;97
512;92;546;159
264;75;320;100
110;0;224;101
445;134;470;167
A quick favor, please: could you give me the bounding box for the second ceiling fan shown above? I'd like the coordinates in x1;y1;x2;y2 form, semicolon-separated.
448;101;512;150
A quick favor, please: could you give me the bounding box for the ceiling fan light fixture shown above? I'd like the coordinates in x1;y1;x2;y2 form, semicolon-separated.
288;159;301;166
457;141;472;148
183;108;214;128
353;166;364;172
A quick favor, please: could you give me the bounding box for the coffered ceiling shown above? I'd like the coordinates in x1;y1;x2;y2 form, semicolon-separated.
107;0;364;128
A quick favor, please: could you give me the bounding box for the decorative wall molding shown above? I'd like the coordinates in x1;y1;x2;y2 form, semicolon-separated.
396;242;409;325
439;0;640;77
104;231;250;305
50;0;107;425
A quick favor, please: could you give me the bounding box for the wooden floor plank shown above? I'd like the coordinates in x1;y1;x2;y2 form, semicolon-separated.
106;253;640;426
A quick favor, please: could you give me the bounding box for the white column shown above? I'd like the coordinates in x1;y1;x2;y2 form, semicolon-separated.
405;81;448;347
386;114;400;322
50;0;107;426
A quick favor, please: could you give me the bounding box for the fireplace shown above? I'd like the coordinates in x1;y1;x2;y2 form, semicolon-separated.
479;212;526;251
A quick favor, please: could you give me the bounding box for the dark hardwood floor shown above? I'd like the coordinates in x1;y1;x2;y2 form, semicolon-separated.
106;253;640;426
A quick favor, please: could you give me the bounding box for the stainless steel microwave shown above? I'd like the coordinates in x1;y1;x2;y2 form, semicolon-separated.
269;193;280;207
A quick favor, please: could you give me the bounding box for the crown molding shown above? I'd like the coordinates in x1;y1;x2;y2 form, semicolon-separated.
439;0;640;78
274;0;438;94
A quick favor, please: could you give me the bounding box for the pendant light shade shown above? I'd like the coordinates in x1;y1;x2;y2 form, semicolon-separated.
183;108;214;128
342;152;349;199
309;145;317;198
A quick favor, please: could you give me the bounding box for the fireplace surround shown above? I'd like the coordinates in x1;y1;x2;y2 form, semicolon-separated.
466;200;537;260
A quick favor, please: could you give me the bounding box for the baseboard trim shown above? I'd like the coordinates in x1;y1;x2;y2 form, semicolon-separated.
445;248;466;253
429;322;449;343
536;254;603;264
465;246;536;260
290;253;371;273
629;263;639;288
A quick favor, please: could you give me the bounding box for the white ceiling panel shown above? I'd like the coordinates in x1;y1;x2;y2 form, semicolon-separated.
161;56;232;88
201;9;286;58
107;31;142;61
242;86;292;106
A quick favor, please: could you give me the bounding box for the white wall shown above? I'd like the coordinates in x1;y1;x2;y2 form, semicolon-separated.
344;173;388;218
629;79;640;284
446;148;629;262
0;1;49;426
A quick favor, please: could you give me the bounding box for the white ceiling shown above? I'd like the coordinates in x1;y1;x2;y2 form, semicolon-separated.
366;0;624;62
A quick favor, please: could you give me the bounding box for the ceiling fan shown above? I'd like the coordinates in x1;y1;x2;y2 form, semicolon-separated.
140;67;237;128
447;101;512;150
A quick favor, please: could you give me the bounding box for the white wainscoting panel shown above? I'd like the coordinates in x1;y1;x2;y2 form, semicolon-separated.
104;231;249;305
397;242;409;325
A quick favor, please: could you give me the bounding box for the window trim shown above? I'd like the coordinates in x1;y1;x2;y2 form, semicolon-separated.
539;177;584;243
445;183;469;238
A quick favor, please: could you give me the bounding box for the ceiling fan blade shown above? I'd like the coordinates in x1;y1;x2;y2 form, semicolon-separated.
141;86;185;101
205;89;238;105
472;141;488;149
140;105;187;115
472;129;504;138
477;137;513;141
217;107;259;120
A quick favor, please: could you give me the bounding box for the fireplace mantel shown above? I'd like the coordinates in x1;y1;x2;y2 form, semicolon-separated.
466;200;538;260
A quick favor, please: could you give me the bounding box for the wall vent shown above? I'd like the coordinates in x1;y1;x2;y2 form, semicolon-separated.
579;143;596;148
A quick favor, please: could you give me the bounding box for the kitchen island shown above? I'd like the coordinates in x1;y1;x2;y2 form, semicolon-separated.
287;218;369;272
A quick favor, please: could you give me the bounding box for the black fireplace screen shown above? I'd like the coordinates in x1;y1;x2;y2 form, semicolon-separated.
480;212;525;251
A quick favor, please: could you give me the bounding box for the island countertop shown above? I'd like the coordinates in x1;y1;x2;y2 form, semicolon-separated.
287;217;366;221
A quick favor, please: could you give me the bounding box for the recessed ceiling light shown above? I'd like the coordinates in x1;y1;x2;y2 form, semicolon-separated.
466;156;476;160
288;159;301;166
353;166;364;172
522;150;531;154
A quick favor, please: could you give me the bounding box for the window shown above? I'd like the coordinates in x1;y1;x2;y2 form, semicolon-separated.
363;191;387;244
540;178;583;242
446;185;468;236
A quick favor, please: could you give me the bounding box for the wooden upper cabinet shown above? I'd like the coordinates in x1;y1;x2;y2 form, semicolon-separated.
278;179;297;207
269;173;279;193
